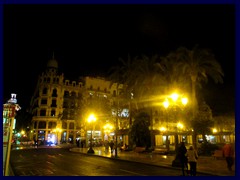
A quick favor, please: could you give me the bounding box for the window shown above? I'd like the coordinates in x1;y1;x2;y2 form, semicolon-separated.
62;122;67;129
71;91;76;97
43;88;47;95
48;121;56;129
41;99;47;105
51;99;57;107
38;121;46;129
51;110;56;116
69;122;74;129
40;109;46;116
52;89;57;97
64;91;69;97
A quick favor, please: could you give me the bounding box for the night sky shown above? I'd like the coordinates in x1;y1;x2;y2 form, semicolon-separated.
3;4;235;115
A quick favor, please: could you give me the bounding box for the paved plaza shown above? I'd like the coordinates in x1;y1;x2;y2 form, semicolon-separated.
69;145;235;176
9;143;235;176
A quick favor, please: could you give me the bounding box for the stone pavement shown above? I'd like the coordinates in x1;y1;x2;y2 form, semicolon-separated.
69;146;236;176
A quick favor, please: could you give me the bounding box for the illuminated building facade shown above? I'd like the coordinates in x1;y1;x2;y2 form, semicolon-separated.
29;56;128;145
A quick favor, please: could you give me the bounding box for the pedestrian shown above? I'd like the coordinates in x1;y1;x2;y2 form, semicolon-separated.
222;142;234;171
186;145;198;176
76;139;80;147
34;139;38;148
177;142;188;176
109;140;114;154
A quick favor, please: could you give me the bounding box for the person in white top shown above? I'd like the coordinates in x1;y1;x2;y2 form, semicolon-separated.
186;145;198;176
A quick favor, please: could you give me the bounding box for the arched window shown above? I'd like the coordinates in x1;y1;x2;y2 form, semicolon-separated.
52;89;57;97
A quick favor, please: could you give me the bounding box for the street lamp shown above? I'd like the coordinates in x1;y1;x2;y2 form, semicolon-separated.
87;114;96;154
163;99;170;152
164;92;188;152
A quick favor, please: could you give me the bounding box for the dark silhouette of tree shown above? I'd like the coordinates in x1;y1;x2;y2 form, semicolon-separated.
129;111;151;148
191;101;214;144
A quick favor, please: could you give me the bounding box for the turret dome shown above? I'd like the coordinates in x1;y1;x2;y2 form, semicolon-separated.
47;58;58;69
47;52;58;69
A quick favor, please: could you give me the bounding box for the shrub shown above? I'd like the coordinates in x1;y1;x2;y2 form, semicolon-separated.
198;142;219;156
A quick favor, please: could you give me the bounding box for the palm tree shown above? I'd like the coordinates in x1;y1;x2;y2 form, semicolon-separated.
108;54;166;108
163;45;224;148
173;45;224;117
108;54;166;149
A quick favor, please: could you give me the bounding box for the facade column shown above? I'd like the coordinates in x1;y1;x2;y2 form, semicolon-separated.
73;122;76;145
66;122;69;142
35;121;39;140
45;121;49;143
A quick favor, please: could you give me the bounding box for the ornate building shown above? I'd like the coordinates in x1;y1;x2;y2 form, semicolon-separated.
29;56;127;146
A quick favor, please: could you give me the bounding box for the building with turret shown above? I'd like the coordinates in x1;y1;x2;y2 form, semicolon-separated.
29;55;127;146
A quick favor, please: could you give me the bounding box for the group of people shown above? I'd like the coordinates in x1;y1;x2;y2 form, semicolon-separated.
178;142;198;176
178;141;234;176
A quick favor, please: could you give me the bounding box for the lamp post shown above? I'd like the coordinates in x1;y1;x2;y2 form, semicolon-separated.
164;93;188;152
163;99;170;152
87;114;96;154
163;92;188;168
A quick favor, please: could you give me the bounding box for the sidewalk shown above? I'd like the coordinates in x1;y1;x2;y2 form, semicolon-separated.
69;146;235;176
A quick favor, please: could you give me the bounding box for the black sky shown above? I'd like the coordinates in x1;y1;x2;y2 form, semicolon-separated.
3;4;235;115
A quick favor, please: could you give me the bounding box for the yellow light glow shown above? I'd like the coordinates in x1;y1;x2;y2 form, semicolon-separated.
54;128;62;133
21;130;25;135
160;127;166;131
181;97;188;105
104;123;113;131
212;128;217;133
88;114;96;123
177;122;183;129
170;93;179;102
163;99;169;109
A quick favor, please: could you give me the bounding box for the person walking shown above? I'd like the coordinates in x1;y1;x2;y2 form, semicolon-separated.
177;142;188;176
109;140;114;154
222;142;234;171
186;145;198;176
